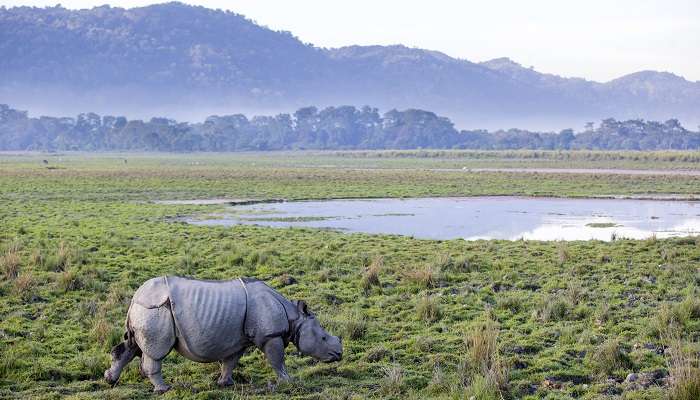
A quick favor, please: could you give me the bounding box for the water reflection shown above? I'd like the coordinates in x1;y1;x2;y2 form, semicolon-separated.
186;197;700;241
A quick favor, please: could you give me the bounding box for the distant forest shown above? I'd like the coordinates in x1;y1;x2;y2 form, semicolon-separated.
1;104;699;151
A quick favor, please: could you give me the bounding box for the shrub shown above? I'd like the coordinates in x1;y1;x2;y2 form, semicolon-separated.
416;295;441;323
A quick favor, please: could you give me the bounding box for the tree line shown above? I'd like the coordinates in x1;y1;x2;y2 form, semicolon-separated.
1;104;699;151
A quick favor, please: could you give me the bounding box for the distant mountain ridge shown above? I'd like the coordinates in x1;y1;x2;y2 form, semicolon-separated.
1;2;698;130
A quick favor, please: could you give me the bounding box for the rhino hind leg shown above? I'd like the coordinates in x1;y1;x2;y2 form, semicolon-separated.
141;354;171;394
217;349;245;387
104;337;140;385
128;302;176;393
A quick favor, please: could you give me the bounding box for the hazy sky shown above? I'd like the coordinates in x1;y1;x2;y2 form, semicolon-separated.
2;0;699;82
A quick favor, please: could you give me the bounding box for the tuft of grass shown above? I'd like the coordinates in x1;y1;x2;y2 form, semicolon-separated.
460;316;509;397
426;363;449;395
416;295;441;323
1;247;21;280
329;309;367;340
364;345;388;362
57;268;84;292
379;365;404;396
12;272;35;300
55;241;72;271
178;250;200;275
29;248;44;268
556;241;569;266
360;255;382;293
405;264;440;288
538;295;571;322
587;337;632;376
496;292;525;313
666;334;700;400
650;298;700;338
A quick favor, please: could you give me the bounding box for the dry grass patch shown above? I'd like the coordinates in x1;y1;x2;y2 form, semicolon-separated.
12;272;34;300
405;264;440;288
1;248;21;280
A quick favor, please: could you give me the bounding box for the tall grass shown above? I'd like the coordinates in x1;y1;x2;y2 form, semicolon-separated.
458;315;509;397
666;333;700;400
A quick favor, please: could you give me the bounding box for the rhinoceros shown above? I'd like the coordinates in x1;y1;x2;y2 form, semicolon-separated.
104;276;342;393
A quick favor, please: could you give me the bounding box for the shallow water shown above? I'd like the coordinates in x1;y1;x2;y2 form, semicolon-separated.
187;197;700;241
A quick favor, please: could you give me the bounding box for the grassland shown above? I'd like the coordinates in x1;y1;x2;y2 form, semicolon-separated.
1;151;700;399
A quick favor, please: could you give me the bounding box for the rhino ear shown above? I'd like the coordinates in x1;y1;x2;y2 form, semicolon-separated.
296;300;309;315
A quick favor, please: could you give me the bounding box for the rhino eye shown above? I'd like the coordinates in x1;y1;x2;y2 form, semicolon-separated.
322;336;327;341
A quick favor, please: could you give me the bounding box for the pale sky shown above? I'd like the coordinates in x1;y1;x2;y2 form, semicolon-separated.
2;0;699;82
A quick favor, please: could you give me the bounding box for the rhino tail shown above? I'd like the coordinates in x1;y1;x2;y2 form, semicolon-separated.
122;303;142;355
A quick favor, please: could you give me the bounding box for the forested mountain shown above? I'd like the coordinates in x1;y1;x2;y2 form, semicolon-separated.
1;2;699;130
2;104;698;151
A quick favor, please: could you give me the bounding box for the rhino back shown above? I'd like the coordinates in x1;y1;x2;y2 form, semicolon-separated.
167;276;247;360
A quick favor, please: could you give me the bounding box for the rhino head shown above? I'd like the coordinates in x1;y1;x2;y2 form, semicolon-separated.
292;300;343;362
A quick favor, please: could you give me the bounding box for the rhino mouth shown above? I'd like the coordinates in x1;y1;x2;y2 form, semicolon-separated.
324;351;342;362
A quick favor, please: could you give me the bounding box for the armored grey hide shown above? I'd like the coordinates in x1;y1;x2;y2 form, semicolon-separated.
132;276;299;361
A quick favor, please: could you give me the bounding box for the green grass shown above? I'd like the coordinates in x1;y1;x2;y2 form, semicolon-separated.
1;152;700;399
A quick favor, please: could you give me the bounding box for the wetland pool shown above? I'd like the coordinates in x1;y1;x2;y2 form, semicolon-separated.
185;197;700;241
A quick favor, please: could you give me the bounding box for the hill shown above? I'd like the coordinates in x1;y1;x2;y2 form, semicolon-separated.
1;2;699;130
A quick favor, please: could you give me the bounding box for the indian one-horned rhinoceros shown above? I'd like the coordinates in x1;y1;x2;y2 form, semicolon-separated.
104;276;342;393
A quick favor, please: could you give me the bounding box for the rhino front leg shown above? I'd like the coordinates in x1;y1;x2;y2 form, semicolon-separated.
263;337;290;382
217;349;245;387
141;354;171;394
